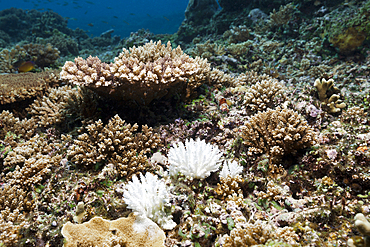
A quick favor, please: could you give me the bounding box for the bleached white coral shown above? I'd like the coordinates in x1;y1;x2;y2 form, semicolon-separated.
122;172;176;230
219;160;243;179
168;138;223;179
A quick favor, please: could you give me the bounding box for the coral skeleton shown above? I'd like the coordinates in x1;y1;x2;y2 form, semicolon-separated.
219;160;243;178
168;138;223;179
122;172;176;230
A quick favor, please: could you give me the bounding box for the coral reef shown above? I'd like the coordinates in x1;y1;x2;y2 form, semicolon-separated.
1;1;370;246
61;41;211;105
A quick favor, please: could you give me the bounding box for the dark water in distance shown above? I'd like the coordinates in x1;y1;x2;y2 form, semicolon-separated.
0;0;188;38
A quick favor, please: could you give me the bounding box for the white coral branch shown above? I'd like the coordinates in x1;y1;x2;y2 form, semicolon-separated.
123;172;176;230
168;138;223;179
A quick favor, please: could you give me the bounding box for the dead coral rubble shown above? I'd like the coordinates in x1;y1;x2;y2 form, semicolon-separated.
61;40;211;105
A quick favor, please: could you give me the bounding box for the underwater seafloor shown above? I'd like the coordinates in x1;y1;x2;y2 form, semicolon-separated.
1;0;370;246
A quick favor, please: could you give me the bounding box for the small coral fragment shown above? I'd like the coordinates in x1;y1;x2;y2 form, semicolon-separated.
314;78;346;113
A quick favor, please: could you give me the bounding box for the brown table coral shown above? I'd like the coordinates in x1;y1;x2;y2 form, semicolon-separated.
0;70;60;105
60;40;210;105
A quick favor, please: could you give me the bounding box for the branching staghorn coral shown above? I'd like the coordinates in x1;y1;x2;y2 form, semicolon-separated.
67;114;160;179
207;68;238;88
314;78;346;113
189;40;226;59
267;3;297;28
61;40;211;105
240;107;317;163
223;25;251;44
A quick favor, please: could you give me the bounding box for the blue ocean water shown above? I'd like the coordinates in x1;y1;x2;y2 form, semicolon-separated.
0;0;188;38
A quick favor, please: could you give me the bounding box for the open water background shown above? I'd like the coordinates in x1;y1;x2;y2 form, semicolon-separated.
0;0;188;38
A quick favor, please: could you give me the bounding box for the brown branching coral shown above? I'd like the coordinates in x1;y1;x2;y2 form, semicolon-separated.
22;43;60;68
223;25;251;44
67;114;160;179
240;107;317;163
235;70;273;87
216;175;244;203
61;40;211;105
207;68;238;88
27;85;72;127
0;44;27;73
0;70;60;105
190;40;226;59
268;3;297;27
314;78;346;113
243;78;286;112
0;110;37;148
0;134;64;245
223;222;299;246
27;85;98;128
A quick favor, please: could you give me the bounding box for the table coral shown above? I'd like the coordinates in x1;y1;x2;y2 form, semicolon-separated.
0;70;60;105
61;40;211;105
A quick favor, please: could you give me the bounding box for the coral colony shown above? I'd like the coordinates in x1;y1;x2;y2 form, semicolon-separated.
1;0;370;246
